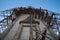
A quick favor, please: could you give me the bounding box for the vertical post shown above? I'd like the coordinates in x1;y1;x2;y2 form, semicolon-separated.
10;11;13;25
37;13;39;19
33;13;35;19
36;24;40;40
7;11;8;25
3;12;5;19
48;13;54;28
36;29;39;40
35;13;37;18
29;13;33;40
39;8;41;19
41;29;46;40
38;13;40;19
45;10;48;22
12;12;13;25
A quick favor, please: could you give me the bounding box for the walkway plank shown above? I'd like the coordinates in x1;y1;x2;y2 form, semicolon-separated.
4;14;29;40
20;27;30;40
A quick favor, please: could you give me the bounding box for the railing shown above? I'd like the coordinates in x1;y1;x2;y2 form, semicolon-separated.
34;8;60;40
0;9;16;40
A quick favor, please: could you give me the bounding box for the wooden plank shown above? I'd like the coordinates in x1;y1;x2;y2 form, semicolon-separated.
12;23;23;40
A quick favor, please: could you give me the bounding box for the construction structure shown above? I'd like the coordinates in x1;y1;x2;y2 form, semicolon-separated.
0;7;60;40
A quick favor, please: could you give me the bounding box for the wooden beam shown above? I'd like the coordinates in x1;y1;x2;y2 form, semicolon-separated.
35;24;40;40
12;23;23;40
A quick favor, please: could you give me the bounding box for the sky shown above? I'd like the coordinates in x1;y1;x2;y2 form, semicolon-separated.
0;0;60;13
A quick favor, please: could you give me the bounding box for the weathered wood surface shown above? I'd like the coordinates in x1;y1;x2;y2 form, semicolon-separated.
12;23;23;40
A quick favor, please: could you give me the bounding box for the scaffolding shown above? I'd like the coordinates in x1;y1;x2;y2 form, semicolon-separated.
0;7;60;40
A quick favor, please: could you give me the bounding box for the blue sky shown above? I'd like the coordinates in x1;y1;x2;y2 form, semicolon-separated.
0;0;60;13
